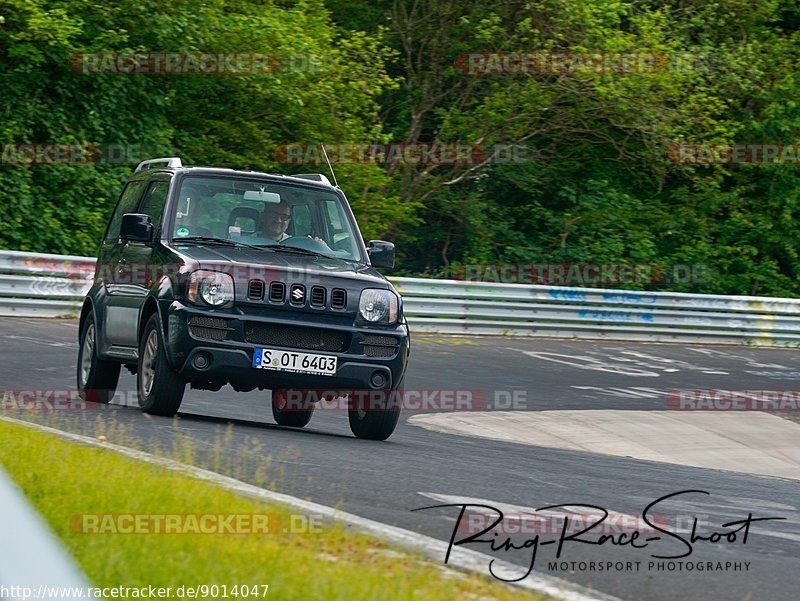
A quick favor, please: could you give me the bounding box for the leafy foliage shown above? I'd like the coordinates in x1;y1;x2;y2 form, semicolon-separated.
0;0;403;252
2;0;800;295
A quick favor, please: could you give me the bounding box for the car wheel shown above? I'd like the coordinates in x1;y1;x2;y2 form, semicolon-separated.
77;313;121;403
271;389;314;428
348;381;402;441
137;313;185;416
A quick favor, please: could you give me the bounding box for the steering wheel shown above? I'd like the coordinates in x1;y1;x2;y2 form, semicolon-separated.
281;235;331;253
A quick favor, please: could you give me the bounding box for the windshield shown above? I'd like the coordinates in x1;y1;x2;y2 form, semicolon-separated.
169;175;364;262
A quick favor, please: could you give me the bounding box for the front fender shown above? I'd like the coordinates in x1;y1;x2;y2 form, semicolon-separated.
137;276;179;368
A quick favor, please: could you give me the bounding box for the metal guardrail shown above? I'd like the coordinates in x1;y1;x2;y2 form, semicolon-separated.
0;251;94;317
393;278;800;346
2;249;800;346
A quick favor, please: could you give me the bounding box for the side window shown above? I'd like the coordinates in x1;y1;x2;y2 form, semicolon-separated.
139;180;170;230
104;181;145;243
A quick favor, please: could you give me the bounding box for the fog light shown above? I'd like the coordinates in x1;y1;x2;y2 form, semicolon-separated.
193;353;211;370
370;371;387;389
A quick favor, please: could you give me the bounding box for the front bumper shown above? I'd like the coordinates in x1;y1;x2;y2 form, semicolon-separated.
163;301;409;390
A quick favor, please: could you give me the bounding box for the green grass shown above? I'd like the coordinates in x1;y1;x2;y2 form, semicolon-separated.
0;419;551;601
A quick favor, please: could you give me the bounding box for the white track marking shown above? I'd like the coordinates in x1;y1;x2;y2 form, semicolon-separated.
418;491;650;531
422;489;800;547
688;348;792;370
507;349;660;377
4;335;75;347
571;386;666;399
612;350;728;375
626;494;800;545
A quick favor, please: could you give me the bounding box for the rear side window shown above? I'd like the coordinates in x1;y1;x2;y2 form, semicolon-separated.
139;180;170;229
104;181;145;243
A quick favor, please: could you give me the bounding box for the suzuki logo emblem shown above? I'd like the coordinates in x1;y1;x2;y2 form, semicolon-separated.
291;286;305;302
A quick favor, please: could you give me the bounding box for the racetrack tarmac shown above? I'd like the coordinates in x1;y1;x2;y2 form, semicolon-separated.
1;318;798;601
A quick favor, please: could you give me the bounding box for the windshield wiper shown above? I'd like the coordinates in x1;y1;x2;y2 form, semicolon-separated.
175;236;255;248
250;244;330;258
251;245;364;264
178;238;358;262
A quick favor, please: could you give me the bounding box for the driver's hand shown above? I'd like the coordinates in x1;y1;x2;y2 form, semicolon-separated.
309;235;331;248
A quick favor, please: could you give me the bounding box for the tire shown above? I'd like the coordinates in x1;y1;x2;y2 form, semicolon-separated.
271;389;314;428
137;313;185;416
77;313;121;403
348;381;402;441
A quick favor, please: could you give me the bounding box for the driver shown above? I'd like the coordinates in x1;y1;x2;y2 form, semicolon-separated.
257;200;292;242
257;200;331;249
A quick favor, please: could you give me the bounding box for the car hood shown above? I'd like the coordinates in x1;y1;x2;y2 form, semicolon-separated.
168;243;391;289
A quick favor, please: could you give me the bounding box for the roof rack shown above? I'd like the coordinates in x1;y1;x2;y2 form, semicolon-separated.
292;173;332;186
134;157;183;173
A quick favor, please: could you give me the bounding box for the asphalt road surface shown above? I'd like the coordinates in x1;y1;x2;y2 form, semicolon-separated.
1;318;798;601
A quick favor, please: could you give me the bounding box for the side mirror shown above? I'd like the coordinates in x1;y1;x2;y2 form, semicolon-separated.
367;240;395;269
120;213;153;244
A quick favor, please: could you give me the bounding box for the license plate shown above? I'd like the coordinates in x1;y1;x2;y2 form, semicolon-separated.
252;348;337;376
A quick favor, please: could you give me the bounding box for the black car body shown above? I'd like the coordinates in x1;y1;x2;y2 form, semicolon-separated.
77;158;409;440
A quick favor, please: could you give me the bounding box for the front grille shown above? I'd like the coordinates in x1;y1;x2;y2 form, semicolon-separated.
361;334;399;357
189;316;229;341
269;281;286;303
331;288;347;309
362;334;397;346
310;286;326;307
245;322;349;352
248;279;265;300
363;345;397;357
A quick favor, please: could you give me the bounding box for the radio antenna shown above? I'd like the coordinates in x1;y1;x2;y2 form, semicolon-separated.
320;144;339;188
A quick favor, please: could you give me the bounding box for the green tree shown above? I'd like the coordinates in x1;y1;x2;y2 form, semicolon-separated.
0;0;404;254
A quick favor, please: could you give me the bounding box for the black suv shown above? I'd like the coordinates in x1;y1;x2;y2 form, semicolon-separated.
77;158;409;440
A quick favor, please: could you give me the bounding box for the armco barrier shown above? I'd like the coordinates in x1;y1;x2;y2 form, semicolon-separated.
393;278;800;346
0;251;95;317
2;249;800;346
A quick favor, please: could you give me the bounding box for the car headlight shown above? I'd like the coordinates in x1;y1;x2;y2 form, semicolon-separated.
357;289;398;325
187;270;234;307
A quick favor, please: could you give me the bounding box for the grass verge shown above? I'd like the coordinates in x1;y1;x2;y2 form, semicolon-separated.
0;419;552;601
